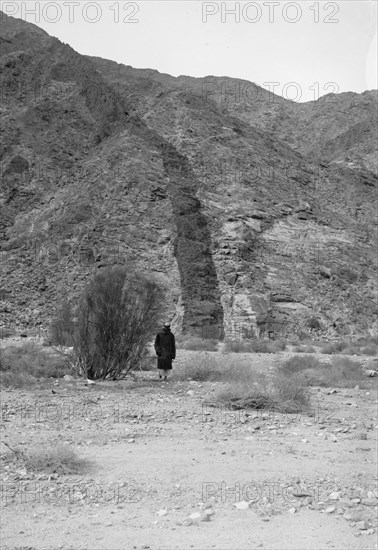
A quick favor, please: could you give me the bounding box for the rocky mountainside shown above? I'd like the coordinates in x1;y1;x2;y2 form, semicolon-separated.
1;12;377;339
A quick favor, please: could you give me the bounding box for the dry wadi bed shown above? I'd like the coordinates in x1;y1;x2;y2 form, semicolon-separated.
1;349;377;550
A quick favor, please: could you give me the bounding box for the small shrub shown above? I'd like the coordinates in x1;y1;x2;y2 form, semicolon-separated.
178;337;218;352
268;339;287;352
281;355;326;376
175;353;224;381
305;317;321;330
320;343;334;354
216;383;275;410
24;444;89;475
217;373;309;414
223;339;287;353
177;353;310;414
251;340;270;353
303;346;316;353
292;345;313;353
223;340;255;353
298;330;311;341
175;350;309;414
327;357;367;386
0;342;70;388
361;345;378;356
257;340;286;353
0;370;36;388
320;339;378;356
341;345;359;355
279;354;369;388
320;341;349;354
356;336;378;346
175;353;261;384
294;345;304;353
273;373;310;411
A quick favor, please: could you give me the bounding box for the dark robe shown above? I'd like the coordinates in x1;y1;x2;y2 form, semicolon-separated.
154;329;176;370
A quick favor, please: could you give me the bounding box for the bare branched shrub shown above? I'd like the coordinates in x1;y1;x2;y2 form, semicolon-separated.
52;266;164;380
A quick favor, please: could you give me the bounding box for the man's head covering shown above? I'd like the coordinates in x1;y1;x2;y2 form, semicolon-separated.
163;322;171;328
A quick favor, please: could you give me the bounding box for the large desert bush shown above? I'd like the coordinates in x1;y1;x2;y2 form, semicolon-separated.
51;266;164;380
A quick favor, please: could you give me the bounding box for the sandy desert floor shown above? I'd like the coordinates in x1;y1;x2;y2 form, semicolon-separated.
1;347;377;550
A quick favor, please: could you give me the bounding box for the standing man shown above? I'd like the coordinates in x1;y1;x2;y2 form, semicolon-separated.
154;322;176;380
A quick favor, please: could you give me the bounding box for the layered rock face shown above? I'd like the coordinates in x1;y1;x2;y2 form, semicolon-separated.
0;12;377;339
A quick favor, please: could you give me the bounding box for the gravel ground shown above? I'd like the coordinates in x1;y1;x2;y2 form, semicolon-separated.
1;347;377;549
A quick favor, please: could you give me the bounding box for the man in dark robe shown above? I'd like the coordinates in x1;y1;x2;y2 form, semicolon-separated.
154;322;176;380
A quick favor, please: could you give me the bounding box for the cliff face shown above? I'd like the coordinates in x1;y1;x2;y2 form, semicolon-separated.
1;13;377;339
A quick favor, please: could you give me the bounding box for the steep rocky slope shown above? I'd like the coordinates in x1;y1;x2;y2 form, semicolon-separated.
0;12;377;339
89;59;378;175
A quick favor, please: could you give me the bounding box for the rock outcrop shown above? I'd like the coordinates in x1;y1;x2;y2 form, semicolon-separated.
0;12;377;339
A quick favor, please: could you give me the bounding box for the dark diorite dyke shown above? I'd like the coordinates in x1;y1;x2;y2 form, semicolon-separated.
161;142;224;334
123;114;224;334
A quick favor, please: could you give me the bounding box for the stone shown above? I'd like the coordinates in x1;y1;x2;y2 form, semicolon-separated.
157;509;168;517
189;512;202;520
200;512;212;522
325;506;336;514
348;512;363;522
288;508;296;514
361;499;377;507
356;521;369;530
235;501;250;510
366;370;377;377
